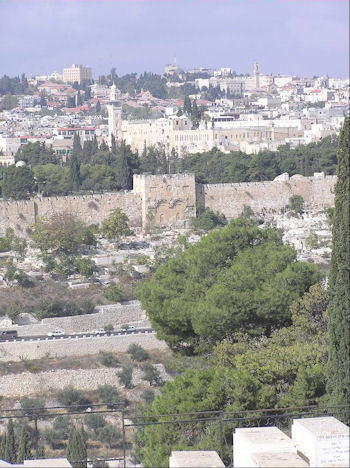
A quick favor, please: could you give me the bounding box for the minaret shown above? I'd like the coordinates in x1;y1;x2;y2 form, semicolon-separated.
254;61;260;89
107;83;122;147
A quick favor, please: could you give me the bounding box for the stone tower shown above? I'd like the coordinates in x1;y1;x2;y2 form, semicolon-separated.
254;61;260;89
107;103;122;147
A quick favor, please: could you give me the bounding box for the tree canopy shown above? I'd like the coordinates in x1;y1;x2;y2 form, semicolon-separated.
134;283;329;467
136;218;320;352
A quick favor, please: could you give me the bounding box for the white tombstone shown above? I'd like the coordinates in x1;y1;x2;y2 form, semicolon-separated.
251;452;308;467
169;450;225;467
233;427;297;468
292;416;350;467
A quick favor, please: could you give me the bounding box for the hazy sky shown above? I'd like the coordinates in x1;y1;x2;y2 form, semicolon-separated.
0;0;349;78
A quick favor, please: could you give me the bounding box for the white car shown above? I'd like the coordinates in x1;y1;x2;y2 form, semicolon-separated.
91;329;107;334
47;329;65;337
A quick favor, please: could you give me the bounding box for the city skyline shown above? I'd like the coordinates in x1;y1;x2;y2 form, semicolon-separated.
0;0;349;78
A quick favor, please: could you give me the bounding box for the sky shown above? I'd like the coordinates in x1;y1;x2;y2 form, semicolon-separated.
0;0;349;78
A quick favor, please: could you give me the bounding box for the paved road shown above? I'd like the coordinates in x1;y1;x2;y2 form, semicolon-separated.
0;328;155;343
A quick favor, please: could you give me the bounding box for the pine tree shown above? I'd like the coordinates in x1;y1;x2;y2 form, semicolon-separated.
67;427;87;468
95;100;101;113
4;420;17;463
17;426;32;463
326;117;350;409
69;153;81;192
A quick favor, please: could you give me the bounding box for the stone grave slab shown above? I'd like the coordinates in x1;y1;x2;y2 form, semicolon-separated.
292;416;349;467
169;450;225;467
251;451;308;467
233;426;296;468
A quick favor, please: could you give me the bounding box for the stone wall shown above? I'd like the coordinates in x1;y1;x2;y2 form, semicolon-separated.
0;173;336;237
197;173;336;219
0;191;142;237
0;364;171;397
133;173;196;229
5;301;146;336
0;333;167;362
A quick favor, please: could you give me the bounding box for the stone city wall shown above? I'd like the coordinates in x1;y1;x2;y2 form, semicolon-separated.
197;174;336;219
0;333;167;362
0;173;336;237
0;190;142;237
5;301;146;337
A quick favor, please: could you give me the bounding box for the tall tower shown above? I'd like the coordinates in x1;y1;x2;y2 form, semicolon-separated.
107;104;122;147
254;61;260;89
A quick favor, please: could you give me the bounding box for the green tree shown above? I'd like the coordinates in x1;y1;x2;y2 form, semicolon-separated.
136;219;320;352
326;117;350;408
84;414;106;435
134;283;330;467
17;426;32;463
127;343;149;362
142;364;163;387
96;424;121;449
1;166;36;200
32;214;96;255
288;195;304;214
96;384;122;408
101;208;132;241
117;365;133;388
67;427;87;468
104;283;124;302
4;420;17;463
140;389;155;404
69;153;81;192
98;351;118;367
57;386;90;412
190;208;227;231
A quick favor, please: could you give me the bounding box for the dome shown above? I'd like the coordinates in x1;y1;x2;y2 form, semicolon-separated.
15;160;26;167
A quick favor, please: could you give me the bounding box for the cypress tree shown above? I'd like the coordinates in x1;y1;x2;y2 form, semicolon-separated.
116;140;130;189
67;426;87;468
111;134;117;155
17;426;32;463
69;153;81;192
0;432;7;459
73;133;82;160
4;419;17;463
326;117;350;408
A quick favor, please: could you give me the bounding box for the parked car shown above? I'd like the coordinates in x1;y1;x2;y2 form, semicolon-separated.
91;329;106;334
47;329;65;337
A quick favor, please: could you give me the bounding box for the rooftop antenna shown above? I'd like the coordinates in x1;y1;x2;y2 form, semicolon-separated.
174;55;177;67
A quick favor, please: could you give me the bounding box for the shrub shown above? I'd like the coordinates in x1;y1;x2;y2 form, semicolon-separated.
75;257;94;277
96;384;122;408
140;389;155;404
127;344;149;362
96;424;121;449
306;231;319;249
190;208;227;231
56;385;90;411
98;351;118;367
142;364;163;387
84;414;106;434
288;195;304;214
104;284;124;302
117;366;133;388
104;324;114;332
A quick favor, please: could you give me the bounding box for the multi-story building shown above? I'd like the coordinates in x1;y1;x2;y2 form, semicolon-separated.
63;64;92;84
